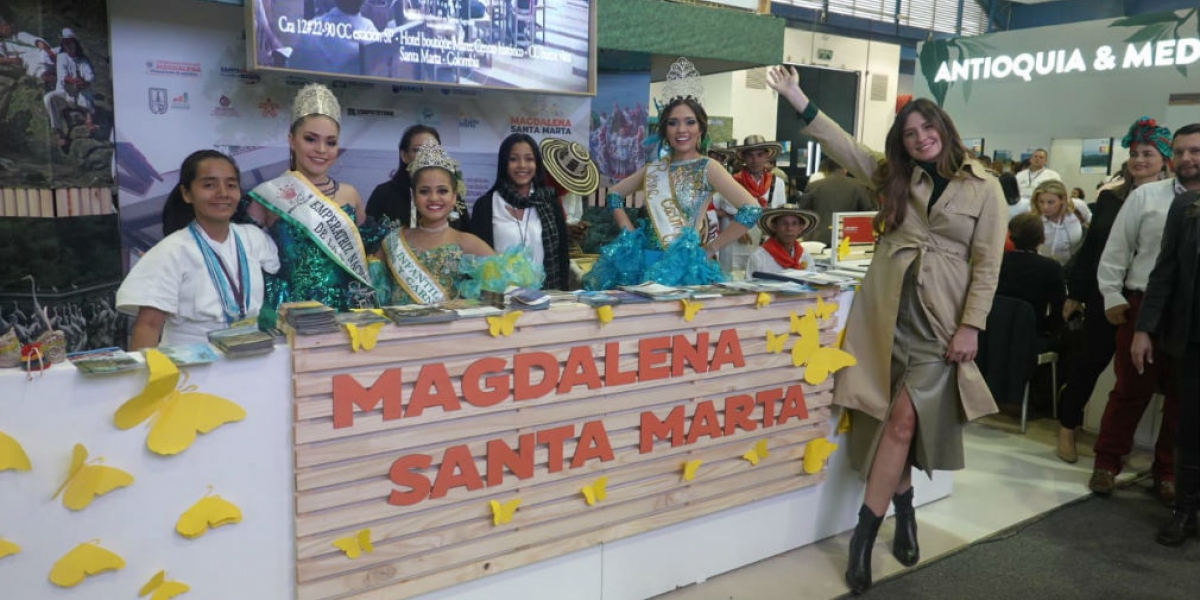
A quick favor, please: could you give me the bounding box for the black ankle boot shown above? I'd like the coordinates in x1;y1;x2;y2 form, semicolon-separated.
1157;465;1199;547
892;487;920;566
846;504;884;594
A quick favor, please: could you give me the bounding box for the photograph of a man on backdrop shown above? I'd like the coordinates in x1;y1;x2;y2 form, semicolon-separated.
0;0;113;189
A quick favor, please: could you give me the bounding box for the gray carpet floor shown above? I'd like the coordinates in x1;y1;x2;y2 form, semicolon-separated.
844;478;1200;600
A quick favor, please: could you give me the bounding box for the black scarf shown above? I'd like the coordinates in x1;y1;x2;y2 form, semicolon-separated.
497;180;566;290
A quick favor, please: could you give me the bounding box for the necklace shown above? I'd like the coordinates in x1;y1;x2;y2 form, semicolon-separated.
312;176;340;198
417;222;449;233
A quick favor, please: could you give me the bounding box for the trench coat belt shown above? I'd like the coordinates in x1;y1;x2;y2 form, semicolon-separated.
886;241;968;286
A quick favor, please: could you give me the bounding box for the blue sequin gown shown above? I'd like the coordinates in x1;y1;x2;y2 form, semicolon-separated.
583;157;723;290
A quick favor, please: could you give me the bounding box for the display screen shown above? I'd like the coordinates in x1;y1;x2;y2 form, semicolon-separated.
247;0;594;94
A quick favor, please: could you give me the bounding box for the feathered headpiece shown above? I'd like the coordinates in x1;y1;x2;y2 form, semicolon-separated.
1121;116;1172;159
660;57;705;108
292;83;341;126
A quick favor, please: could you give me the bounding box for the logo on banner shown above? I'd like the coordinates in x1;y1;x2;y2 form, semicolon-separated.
347;107;396;117
148;88;168;115
391;84;424;94
259;97;281;118
332;80;374;90
146;59;201;77
219;65;261;84
212;95;239;117
510;116;574;136
417;105;440;126
285;75;311;86
458;112;480;129
171;92;190;110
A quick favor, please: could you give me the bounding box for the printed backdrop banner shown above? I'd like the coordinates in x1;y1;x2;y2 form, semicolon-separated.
110;0;590;257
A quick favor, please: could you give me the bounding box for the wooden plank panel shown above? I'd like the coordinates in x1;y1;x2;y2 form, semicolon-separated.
294;426;827;560
291;294;838;372
293;338;834;447
298;465;825;600
291;295;853;600
293;402;832;538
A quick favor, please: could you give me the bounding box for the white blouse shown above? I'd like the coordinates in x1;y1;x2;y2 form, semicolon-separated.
490;191;544;266
1039;199;1090;264
117;223;280;345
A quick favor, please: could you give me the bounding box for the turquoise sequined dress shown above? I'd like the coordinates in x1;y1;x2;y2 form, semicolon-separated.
264;204;388;313
583;157;723;290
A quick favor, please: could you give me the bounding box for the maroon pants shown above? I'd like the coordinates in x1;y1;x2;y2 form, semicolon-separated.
1093;292;1179;481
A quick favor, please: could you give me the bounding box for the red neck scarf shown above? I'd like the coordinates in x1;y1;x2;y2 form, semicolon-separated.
734;170;772;207
763;237;804;269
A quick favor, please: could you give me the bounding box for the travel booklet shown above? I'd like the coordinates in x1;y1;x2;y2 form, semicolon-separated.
620;282;693;301
717;279;812;294
278;301;340;336
440;298;505;318
67;347;141;375
383;305;460;326
156;343;221;366
506;287;552;311
334;311;391;327
753;270;857;288
207;325;275;358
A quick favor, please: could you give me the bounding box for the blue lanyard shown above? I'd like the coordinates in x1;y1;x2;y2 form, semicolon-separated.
188;222;251;323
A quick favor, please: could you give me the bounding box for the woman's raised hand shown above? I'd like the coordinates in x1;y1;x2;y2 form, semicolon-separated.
766;65;809;112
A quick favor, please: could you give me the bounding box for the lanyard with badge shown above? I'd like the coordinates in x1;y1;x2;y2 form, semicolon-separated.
188;222;252;324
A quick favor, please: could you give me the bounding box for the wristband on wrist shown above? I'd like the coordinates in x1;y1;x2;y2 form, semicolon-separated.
733;204;763;229
606;192;625;211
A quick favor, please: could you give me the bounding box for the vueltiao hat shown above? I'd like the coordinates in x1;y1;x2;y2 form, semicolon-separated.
758;203;820;238
733;134;783;160
539;138;599;195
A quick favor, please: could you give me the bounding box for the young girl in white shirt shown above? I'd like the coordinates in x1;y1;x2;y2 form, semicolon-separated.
117;150;279;349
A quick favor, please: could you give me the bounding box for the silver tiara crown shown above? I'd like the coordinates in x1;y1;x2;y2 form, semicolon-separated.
407;140;459;176
292;83;341;125
661;57;705;106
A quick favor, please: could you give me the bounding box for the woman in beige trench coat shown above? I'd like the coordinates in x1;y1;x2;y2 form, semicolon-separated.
768;66;1006;594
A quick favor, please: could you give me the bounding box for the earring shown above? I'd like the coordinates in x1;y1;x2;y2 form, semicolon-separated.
700;134;711;154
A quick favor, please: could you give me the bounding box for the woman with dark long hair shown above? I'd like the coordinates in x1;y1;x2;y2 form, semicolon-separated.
366;124;469;230
118;150;279;348
768;65;1005;594
1056;117;1172;464
470;133;570;290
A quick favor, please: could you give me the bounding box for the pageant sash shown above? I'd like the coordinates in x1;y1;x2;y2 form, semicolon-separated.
644;159;708;247
250;171;371;286
382;232;448;305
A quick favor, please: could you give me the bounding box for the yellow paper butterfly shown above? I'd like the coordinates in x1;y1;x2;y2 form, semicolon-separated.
51;443;134;511
351;308;386;317
332;528;373;559
114;349;246;456
755;292;772;309
742;439;769;466
837;235;851;261
790;311;857;384
48;540;125;588
489;498;521;526
813;296;838;320
581;476;608;506
139;570;190;600
802;437;839;474
0;429;31;472
788;310;805;335
486;311;523;337
682;459;703;482
765;330;789;354
344;322;385;352
837;409;852;434
680;299;703;322
176;490;242;539
0;537;21;560
595;305;614;326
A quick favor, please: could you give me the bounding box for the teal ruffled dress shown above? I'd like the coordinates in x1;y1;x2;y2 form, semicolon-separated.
583;158;724;290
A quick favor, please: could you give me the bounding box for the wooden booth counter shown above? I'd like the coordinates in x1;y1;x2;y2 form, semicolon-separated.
1;289;952;600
